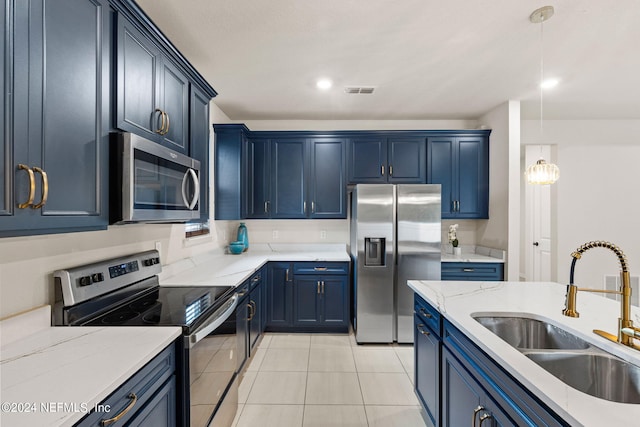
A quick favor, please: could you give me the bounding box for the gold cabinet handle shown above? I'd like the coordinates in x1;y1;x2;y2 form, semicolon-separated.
100;393;137;426
317;281;321;294
17;164;36;209
419;308;432;318
472;406;485;427
311;201;315;213
479;413;493;426
463;268;475;272
285;268;290;282
154;108;165;134
389;165;393;176
163;111;170;135
303;201;307;214
381;165;385;176
247;302;254;320
264;201;269;213
314;267;328;271
322;280;325;294
32;167;49;209
416;324;430;336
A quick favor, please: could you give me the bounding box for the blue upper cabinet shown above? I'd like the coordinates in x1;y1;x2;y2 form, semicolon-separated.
271;138;308;218
2;0;111;237
348;136;426;184
387;137;426;183
309;138;346;218
214;124;247;220
348;137;387;183
116;15;190;154
189;86;210;223
244;138;271;219
427;135;489;219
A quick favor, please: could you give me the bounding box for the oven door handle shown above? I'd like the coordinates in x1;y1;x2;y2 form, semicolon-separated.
188;293;238;347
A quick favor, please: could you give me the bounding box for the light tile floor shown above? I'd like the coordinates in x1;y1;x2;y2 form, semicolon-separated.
233;333;427;427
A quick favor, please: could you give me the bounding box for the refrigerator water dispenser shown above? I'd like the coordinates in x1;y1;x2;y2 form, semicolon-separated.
365;238;385;266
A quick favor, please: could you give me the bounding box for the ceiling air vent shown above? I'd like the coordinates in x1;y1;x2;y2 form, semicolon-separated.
344;87;375;94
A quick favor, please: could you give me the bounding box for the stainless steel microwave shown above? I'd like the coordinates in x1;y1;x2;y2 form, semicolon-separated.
111;132;200;223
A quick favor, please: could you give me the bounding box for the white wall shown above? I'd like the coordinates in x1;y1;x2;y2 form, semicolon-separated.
239;119;478;131
476;101;519;280
521;120;640;287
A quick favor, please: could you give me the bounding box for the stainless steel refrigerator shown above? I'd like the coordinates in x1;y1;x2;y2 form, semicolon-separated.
350;184;441;343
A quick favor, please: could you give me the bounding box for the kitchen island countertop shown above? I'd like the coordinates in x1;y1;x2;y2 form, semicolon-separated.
408;279;640;427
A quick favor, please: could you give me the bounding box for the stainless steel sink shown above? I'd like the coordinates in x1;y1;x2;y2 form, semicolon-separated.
474;315;591;350
473;314;640;404
526;352;640;404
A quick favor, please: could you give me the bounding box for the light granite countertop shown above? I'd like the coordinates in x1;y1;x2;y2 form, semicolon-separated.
0;306;181;427
407;279;640;427
160;243;351;287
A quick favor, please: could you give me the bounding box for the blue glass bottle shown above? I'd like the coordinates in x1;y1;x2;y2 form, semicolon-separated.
237;222;249;252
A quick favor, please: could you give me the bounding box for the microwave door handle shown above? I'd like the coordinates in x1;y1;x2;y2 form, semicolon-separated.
189;294;238;347
188;168;200;210
181;168;200;210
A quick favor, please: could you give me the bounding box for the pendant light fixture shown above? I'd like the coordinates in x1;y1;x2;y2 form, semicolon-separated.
526;5;560;185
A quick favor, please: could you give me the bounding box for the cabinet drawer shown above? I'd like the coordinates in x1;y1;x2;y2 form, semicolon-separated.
293;262;349;275
77;343;175;426
441;262;503;281
414;294;441;337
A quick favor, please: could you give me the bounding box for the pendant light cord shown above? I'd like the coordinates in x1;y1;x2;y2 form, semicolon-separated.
540;19;545;141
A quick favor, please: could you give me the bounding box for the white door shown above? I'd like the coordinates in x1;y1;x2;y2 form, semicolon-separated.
525;145;553;281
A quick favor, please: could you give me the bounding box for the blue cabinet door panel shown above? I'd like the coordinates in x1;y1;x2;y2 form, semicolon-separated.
214;127;243;220
348;137;386;183
266;262;293;327
442;347;483;427
160;59;189;154
117;16;161;139
309;138;346;218
294;278;321;326
245;138;270;218
126;377;176;427
427;137;455;217
321;276;348;324
457;137;489;218
271;139;307;218
415;316;439;427
388;138;426;182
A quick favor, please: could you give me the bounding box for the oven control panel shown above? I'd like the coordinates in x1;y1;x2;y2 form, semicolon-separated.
53;250;161;308
109;260;140;278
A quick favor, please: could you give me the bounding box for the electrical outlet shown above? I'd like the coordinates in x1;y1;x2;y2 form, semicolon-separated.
320;230;327;240
272;230;279;240
155;241;162;253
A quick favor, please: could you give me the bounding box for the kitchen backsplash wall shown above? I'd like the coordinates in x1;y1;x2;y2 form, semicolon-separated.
215;220;349;245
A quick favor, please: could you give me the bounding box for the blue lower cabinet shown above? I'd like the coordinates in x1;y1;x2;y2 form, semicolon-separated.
414;315;439;427
414;295;567;427
75;343;177;427
441;262;504;281
267;262;349;332
266;262;294;329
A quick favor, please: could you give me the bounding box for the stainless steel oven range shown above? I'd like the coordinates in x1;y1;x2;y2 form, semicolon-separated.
52;250;239;427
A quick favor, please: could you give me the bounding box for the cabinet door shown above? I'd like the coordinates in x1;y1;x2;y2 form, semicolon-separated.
237;293;250;370
457;137;489;219
213;126;243;220
126;377;176;427
321;276;348;325
294;277;322;326
159;58;189;154
348;137;387;183
2;0;110;237
271;138;307;218
189;86;210;222
427;137;455;218
266;262;293;328
415;316;439;427
245;138;271;218
387;138;426;183
116;15;162;140
309;138;346;218
0;0;9;217
442;347;483;427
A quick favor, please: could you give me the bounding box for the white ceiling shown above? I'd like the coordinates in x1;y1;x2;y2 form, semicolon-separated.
137;0;640;121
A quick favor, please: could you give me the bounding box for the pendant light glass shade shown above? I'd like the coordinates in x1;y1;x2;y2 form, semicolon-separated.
526;5;560;185
526;158;559;185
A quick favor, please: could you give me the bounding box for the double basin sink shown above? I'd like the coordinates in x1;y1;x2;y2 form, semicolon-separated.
474;314;640;404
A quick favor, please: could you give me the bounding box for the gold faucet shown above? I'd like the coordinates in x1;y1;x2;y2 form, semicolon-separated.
562;241;639;350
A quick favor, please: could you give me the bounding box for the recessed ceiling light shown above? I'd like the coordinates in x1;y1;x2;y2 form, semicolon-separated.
540;78;559;89
316;79;333;90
